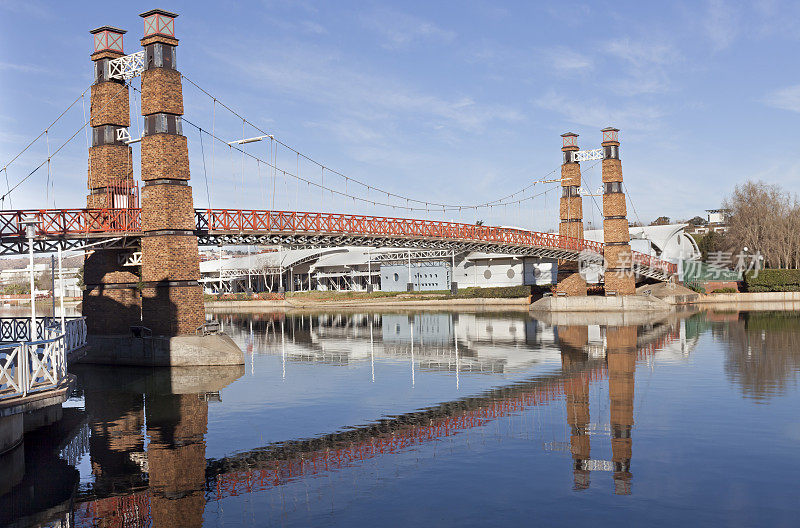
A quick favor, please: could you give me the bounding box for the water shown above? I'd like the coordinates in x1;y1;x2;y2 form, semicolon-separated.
2;308;799;527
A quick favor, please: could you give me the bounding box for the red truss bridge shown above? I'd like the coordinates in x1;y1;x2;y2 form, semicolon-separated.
0;208;676;281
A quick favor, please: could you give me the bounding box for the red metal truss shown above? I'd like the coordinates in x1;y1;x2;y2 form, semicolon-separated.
0;208;677;275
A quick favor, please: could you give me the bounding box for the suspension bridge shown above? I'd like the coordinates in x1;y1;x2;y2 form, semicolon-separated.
0;9;677;355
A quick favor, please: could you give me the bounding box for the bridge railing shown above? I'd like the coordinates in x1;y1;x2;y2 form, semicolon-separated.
0;317;86;401
0;208;675;276
0;209;140;237
196;209;608;254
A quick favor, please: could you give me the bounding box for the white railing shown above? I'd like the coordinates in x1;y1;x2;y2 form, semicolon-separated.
0;317;86;401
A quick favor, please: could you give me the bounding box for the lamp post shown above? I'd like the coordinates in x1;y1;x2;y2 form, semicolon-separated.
20;219;39;340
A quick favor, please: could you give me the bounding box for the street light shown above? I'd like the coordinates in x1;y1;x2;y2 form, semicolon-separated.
20;218;39;340
227;135;273;146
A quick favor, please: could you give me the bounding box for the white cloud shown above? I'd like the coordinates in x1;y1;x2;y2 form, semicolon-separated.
535;91;665;133
600;38;681;95
539;47;593;75
704;0;740;50
215;43;521;134
360;9;456;50
762;84;800;113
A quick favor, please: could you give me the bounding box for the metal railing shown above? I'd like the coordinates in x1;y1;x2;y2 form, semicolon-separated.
0;317;86;401
0;207;677;277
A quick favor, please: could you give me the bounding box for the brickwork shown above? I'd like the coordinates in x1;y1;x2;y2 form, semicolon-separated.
90;50;124;61
138;10;205;336
88;144;132;189
83;287;141;335
85;29;140;336
141;235;200;282
603;245;631;270
557;134;587;296
556;272;587;296
141;68;184;116
561;162;582;187
140;134;190;181
86;193;109;209
90;82;131;127
141;284;205;336
141;34;180;47
600;129;635;296
84;249;140;285
603;217;629;244
559;220;584;241
141;184;196;231
601;159;623;183
602;192;626;219
604;272;637;295
559;196;583;224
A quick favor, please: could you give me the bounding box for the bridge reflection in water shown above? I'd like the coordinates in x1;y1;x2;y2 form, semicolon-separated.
2;310;703;527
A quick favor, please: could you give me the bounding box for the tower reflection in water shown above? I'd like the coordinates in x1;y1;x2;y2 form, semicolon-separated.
76;366;242;527
68;311;690;526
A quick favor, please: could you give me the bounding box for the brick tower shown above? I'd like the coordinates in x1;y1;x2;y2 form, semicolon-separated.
84;26;142;335
138;9;205;336
601;127;636;295
606;325;636;495
556;133;587;296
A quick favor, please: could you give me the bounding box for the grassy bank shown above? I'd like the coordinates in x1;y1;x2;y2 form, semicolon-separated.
204;285;532;303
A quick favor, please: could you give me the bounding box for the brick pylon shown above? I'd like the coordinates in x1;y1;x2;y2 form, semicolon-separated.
601;127;636;295
84;26;142;335
556;133;587;296
606;325;636;495
138;9;205;336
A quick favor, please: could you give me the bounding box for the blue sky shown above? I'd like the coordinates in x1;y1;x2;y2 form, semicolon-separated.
1;0;799;231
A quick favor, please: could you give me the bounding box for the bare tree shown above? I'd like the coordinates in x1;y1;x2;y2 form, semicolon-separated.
723;180;800;269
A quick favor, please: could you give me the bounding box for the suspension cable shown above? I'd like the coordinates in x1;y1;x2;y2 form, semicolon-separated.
0;84;92;174
0;82;129;203
181;114;557;212
623;181;644;226
180;73;560;211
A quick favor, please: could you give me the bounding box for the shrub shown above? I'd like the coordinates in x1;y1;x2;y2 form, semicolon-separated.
711;287;737;294
744;269;800;292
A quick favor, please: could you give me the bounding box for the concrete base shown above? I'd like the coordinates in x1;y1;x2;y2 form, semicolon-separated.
81;333;244;366
0;442;24;495
0;414;23;455
531;294;673;313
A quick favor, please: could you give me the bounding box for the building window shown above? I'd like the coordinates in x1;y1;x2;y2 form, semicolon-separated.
562;186;580;197
604;182;623;194
144;113;183;136
393;273;399;281
484;270;492;279
507;269;515;279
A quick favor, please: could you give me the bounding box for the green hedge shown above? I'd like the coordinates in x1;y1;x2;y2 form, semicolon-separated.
744;269;800;292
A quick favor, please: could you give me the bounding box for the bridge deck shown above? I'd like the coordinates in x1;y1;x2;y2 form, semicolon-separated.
0;208;676;280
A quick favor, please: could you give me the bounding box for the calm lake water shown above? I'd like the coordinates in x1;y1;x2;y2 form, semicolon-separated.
2;308;799;527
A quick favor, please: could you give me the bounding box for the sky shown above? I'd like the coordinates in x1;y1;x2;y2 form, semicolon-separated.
1;0;800;232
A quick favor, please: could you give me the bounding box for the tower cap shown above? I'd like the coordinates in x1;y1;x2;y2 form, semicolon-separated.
601;127;619;132
139;8;178;18
561;132;579;137
90;26;126;35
